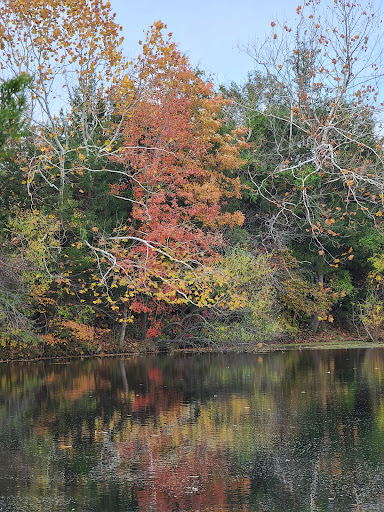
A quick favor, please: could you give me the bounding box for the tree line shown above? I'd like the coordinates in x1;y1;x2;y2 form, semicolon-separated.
0;0;383;356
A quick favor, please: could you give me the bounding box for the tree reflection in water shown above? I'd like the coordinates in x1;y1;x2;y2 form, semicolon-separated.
0;350;384;511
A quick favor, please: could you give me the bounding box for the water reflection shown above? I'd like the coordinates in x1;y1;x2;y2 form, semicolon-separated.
0;350;384;510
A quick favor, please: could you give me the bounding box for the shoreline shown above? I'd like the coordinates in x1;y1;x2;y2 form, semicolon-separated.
0;337;382;363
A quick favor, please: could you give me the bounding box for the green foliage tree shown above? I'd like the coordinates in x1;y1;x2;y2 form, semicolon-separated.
0;74;31;156
0;74;44;346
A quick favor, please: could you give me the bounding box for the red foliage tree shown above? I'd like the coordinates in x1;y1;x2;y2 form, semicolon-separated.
89;22;246;340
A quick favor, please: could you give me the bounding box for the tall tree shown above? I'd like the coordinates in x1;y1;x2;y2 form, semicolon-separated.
0;3;247;344
223;0;384;333
0;0;131;346
0;0;129;206
239;0;384;251
0;73;58;344
86;22;246;341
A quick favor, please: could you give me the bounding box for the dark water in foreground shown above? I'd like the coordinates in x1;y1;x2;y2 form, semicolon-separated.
1;349;384;511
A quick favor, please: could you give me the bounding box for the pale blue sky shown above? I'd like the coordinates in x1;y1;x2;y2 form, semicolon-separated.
110;0;301;86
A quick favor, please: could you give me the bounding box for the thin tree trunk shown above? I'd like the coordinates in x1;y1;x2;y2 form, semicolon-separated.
141;312;148;340
311;274;324;336
118;303;128;350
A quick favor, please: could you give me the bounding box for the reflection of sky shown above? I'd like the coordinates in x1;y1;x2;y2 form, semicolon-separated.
110;0;301;85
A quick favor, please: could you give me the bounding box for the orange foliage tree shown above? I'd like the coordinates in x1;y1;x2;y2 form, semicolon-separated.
0;0;246;344
0;0;131;347
85;22;246;342
0;0;128;206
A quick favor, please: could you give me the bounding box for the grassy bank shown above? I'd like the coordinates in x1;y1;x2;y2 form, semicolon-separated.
0;329;382;363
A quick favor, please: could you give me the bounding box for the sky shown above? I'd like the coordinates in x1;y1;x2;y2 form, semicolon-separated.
109;0;302;86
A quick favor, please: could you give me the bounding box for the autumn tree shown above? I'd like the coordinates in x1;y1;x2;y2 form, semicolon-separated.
0;0;246;346
223;0;384;333
0;0;130;207
83;22;246;343
0;0;131;346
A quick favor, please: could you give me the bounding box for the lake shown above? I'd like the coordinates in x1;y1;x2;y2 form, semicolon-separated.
0;349;384;511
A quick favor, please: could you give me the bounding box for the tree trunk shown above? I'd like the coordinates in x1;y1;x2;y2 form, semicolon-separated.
118;303;128;350
311;274;324;336
141;312;148;340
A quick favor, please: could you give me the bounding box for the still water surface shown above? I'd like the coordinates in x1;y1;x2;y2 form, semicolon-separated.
1;349;384;511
